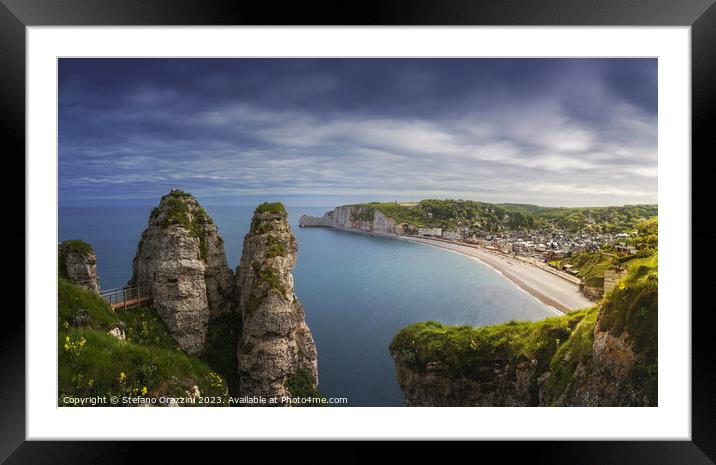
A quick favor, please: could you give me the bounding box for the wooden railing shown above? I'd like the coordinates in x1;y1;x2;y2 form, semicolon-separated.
99;286;151;310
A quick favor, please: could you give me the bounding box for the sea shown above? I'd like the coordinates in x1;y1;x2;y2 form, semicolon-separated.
59;206;553;406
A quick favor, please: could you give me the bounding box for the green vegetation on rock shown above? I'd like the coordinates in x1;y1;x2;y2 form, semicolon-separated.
351;206;376;222
351;199;656;233
542;309;598;403
58;240;95;279
255;202;287;216
250;202;287;234
157;193;212;260
284;368;325;405
265;234;287;258
391;308;594;384
391;258;658;406
251;261;286;298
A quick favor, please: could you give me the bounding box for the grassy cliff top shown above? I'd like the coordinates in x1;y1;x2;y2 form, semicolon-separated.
255;202;288;216
390;307;595;382
60;239;94;255
347;199;656;233
390;259;658;406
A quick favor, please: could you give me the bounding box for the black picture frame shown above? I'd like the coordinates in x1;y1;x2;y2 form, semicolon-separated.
2;0;714;463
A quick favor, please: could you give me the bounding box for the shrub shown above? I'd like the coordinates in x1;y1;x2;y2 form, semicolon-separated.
255;202;287;216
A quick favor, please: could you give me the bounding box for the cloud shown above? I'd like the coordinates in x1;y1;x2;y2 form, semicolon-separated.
58;58;657;207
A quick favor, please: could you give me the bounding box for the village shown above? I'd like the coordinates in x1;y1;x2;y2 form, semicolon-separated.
414;225;638;274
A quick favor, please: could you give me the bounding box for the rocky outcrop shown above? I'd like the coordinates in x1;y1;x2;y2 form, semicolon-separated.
59;240;100;293
393;358;537;407
128;189;234;354
236;202;318;404
300;205;417;236
390;262;657;407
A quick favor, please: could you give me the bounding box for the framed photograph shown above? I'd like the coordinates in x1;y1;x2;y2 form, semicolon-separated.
5;0;714;462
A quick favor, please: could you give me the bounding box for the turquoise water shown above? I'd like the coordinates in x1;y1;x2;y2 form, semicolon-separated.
59;206;552;406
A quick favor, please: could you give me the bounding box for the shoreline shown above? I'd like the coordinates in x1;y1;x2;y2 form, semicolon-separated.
402;236;592;314
301;224;592;314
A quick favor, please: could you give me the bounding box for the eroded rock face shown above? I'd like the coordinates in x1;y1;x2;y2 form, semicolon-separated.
59;240;100;293
394;360;537;407
128;190;234;354
300;205;414;235
236;203;318;404
544;320;645;407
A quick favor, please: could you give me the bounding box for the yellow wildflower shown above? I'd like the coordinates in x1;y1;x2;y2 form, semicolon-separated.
118;372;126;382
141;386;148;396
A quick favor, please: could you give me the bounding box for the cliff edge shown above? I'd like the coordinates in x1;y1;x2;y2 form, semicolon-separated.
390;259;657;406
299;204;416;235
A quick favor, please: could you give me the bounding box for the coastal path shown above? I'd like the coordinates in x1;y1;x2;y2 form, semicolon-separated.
100;286;152;310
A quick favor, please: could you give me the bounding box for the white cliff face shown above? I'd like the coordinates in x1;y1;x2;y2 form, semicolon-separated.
299;205;410;235
129;190;234;354
236;204;318;403
59;240;100;293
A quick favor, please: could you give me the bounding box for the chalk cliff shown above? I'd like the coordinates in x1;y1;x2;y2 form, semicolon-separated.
236;202;318;404
299;204;416;235
390;262;657;407
128;189;234;354
59;240;100;293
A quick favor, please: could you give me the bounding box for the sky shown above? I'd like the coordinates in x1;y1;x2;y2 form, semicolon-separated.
58;58;657;207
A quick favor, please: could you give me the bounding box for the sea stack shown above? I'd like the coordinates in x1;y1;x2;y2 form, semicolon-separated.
59;239;100;293
128;189;234;354
236;202;318;403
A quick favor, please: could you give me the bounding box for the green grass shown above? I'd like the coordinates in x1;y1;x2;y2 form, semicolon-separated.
566;250;657;289
598;263;658;357
58;278;226;406
250;202;288;234
255;202;287;216
58;277;118;329
60;239;93;256
114;306;178;349
350;199;657;233
390;308;594;385
542;309;598;404
568;252;616;287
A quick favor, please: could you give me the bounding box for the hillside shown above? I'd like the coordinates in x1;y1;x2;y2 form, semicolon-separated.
346;199;656;233
58;277;228;406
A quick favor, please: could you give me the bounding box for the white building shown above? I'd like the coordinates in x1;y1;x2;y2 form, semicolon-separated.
442;230;463;241
418;227;443;237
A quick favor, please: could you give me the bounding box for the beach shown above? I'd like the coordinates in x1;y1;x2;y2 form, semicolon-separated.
403;237;593;314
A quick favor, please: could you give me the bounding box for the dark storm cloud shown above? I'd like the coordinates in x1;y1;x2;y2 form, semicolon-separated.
58;58;657;207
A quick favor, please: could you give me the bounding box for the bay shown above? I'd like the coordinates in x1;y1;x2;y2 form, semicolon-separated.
59;206;552;406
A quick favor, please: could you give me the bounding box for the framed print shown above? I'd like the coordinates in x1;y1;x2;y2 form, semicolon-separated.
3;0;715;462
